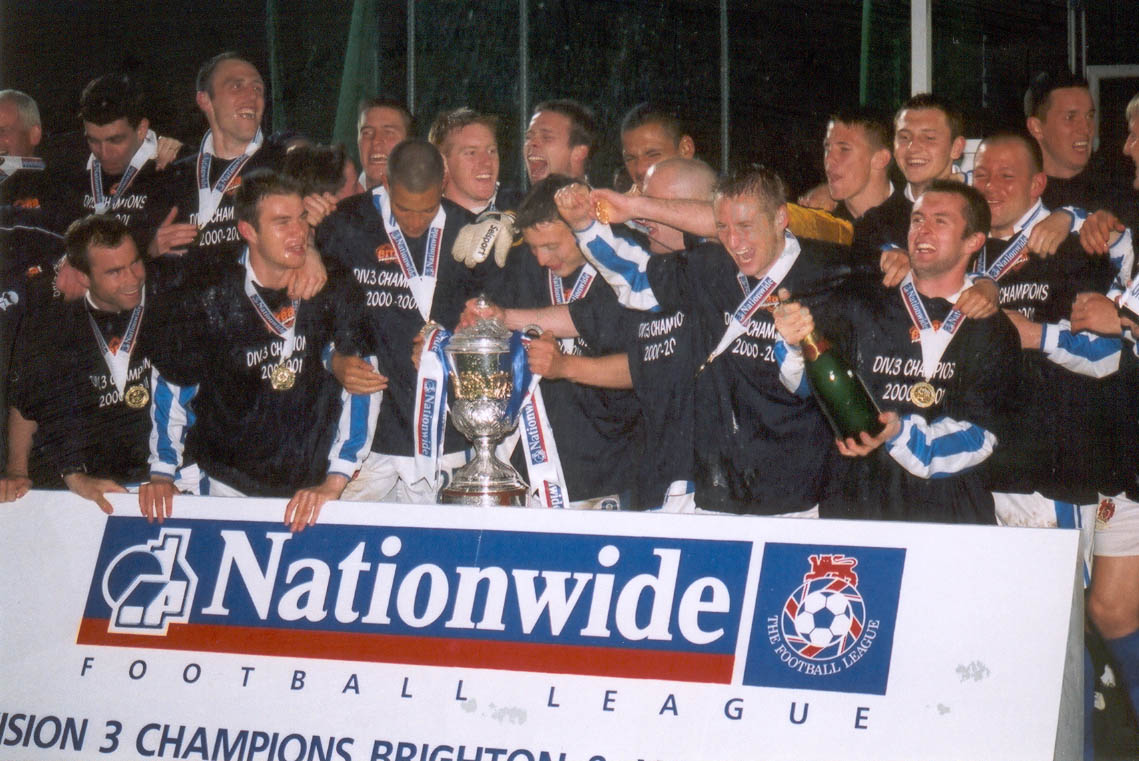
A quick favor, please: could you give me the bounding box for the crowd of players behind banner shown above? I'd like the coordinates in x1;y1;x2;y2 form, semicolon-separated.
4;52;1139;748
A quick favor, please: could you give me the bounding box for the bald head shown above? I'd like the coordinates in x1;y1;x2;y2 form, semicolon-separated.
386;138;444;194
643;157;717;202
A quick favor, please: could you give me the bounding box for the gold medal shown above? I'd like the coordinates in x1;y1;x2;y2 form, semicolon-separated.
124;384;150;409
270;363;296;391
909;381;936;408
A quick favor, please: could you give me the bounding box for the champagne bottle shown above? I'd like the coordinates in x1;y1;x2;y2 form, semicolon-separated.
801;331;885;439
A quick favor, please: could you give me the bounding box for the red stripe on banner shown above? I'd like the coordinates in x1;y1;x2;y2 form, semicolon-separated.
76;618;734;683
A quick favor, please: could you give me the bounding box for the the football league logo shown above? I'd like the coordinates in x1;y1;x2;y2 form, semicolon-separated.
100;527;198;635
779;554;866;660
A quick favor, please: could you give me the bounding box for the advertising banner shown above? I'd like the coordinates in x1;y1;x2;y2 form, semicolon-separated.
1;491;1081;760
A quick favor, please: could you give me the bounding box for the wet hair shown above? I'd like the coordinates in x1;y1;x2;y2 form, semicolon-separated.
533;99;598;156
64;214;133;274
233;169;304;227
0;89;40;129
196;52;255;97
895;93;965;140
620;102;686;144
1025;70;1091;121
79;73;146;128
386;138;444;193
357;97;414;136
828;107;892;153
922;179;991;238
282;143;349;196
714;165;788;217
977;130;1045;175
427;107;499;155
515;174;577;230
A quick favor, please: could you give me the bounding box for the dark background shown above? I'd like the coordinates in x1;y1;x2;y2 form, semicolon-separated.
3;1;1139;195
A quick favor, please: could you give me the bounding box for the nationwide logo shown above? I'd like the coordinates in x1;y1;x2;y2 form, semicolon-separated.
79;518;750;684
102;527;198;635
742;542;905;695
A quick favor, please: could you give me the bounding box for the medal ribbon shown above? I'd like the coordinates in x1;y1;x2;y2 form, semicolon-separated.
86;292;145;395
412;324;451;486
703;230;800;367
899;272;967;381
196;128;263;229
976;202;1044;281
88;130;157;214
242;250;299;366
548;265;596;352
0;156;45;183
373;186;446;322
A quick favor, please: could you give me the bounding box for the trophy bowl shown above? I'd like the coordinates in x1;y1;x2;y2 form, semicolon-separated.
438;315;529;506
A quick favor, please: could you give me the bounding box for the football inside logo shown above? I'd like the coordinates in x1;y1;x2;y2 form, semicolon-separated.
780;559;866;660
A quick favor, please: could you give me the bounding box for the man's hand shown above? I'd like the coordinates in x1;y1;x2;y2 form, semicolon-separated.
1002;308;1043;349
553;183;594;231
138;476;177;523
955;278;998;319
283;474;348;532
1070;291;1123;335
285;241;327;300
796;183;837;212
330;352;387;394
302;192;338;229
587;188;639;226
154;136;183;171
64;472;126;515
772;288;813;345
453;211;515;269
879;247;910;287
835;411;902;457
1080;210;1126;255
148;206;197;257
1026;210;1072;257
0;475;31;502
458;296;505;329
54;259;88;301
525;332;566;378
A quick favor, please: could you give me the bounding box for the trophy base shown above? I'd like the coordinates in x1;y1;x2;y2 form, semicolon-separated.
438;456;529;507
438;483;529;507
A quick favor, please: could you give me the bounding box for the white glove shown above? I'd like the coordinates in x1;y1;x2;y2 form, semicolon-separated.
453;211;515;269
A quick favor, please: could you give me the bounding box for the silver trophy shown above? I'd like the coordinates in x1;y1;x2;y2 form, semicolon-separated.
438;308;529;506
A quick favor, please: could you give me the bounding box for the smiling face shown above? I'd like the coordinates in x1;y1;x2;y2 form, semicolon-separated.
524;110;584;183
240;193;309;278
523;219;585;278
971;140;1046;239
84;117;149;175
86;237;145;313
197;58;264;148
907;191;985;283
442;122;499;210
1029;86;1094;179
893;108;964;193
621;122;689;191
713;193;787;278
358;106;409;189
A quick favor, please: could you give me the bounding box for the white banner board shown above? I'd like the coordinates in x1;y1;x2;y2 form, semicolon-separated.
0;490;1082;760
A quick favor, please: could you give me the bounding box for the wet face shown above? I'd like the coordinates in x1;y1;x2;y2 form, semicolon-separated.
893;108;964;190
86;238;145;313
443;122;499;209
358;106;409;189
523;219;585;278
388;181;442;239
198;59;265;147
0;99;40;156
971;140;1046;238
84;117;149;175
713;193;787;278
1124;115;1139;190
241;193;309;273
524;110;580;183
1031;87;1094;178
621;122;682;190
907;191;983;281
824;121;879;201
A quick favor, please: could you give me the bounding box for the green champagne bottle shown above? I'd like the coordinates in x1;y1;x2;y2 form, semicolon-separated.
801;331;885;439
